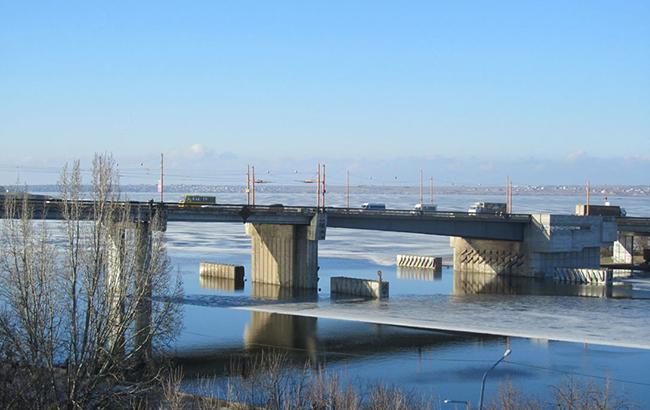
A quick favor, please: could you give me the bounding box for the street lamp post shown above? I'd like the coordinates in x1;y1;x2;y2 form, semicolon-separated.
443;399;470;409
478;348;511;410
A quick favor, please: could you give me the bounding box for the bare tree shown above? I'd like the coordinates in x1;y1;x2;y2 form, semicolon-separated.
0;154;182;409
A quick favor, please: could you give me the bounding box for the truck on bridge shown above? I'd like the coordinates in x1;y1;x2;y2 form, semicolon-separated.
467;202;507;215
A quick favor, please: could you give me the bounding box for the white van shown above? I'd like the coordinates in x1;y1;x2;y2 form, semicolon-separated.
413;203;437;212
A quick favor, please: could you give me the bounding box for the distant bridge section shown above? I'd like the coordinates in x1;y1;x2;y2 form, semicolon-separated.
325;208;529;241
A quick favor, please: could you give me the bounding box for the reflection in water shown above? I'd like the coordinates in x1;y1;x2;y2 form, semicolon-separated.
250;283;318;302
199;276;245;292
175;281;499;380
397;266;442;281
244;311;318;362
453;271;633;298
245;283;319;362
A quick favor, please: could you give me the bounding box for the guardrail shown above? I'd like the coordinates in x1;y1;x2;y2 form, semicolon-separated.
6;198;650;228
1;198;533;222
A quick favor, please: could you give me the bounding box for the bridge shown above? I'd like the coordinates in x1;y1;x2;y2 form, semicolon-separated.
1;197;648;288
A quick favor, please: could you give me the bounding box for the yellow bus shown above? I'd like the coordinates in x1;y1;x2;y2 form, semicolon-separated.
178;195;216;208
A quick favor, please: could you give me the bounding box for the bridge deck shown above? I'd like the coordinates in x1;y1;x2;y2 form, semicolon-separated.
1;198;648;240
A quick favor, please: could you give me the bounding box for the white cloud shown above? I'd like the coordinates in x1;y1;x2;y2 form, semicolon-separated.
566;150;587;162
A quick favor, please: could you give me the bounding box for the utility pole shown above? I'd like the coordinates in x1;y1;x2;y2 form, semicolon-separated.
506;176;510;213
246;165;251;205
159;153;164;203
419;169;423;205
429;177;434;204
252;166;256;206
586;180;590;215
509;179;513;213
346;169;350;209
316;163;321;210
322;164;326;210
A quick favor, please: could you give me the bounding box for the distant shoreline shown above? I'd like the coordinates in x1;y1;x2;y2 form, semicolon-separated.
6;184;650;197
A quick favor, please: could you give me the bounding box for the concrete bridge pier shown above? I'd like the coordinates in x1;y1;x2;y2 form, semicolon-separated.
613;233;634;264
245;214;326;289
133;221;153;366
451;214;617;278
108;227;127;358
107;221;153;365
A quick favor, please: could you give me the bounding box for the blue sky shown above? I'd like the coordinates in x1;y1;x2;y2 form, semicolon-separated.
1;1;649;185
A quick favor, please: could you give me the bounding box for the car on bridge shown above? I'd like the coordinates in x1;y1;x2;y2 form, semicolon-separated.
361;203;386;211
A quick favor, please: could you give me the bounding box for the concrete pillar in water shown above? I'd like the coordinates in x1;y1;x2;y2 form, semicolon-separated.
451;214;617;278
613;233;634;264
245;214;325;289
107;221;154;367
450;237;525;275
108;227;126;358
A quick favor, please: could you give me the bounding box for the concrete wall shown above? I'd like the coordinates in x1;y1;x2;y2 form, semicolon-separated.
331;276;389;299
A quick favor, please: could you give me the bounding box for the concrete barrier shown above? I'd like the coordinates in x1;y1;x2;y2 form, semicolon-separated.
199;262;245;289
396;254;442;271
552;268;612;285
331;276;389;299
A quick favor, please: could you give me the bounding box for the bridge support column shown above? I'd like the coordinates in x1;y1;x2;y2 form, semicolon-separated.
245;214;326;289
108;227;127;358
451;214;616;277
107;221;153;367
613;233;634;264
133;221;153;366
451;237;526;275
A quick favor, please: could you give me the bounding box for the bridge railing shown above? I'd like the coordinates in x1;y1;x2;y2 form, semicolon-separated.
323;206;531;222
